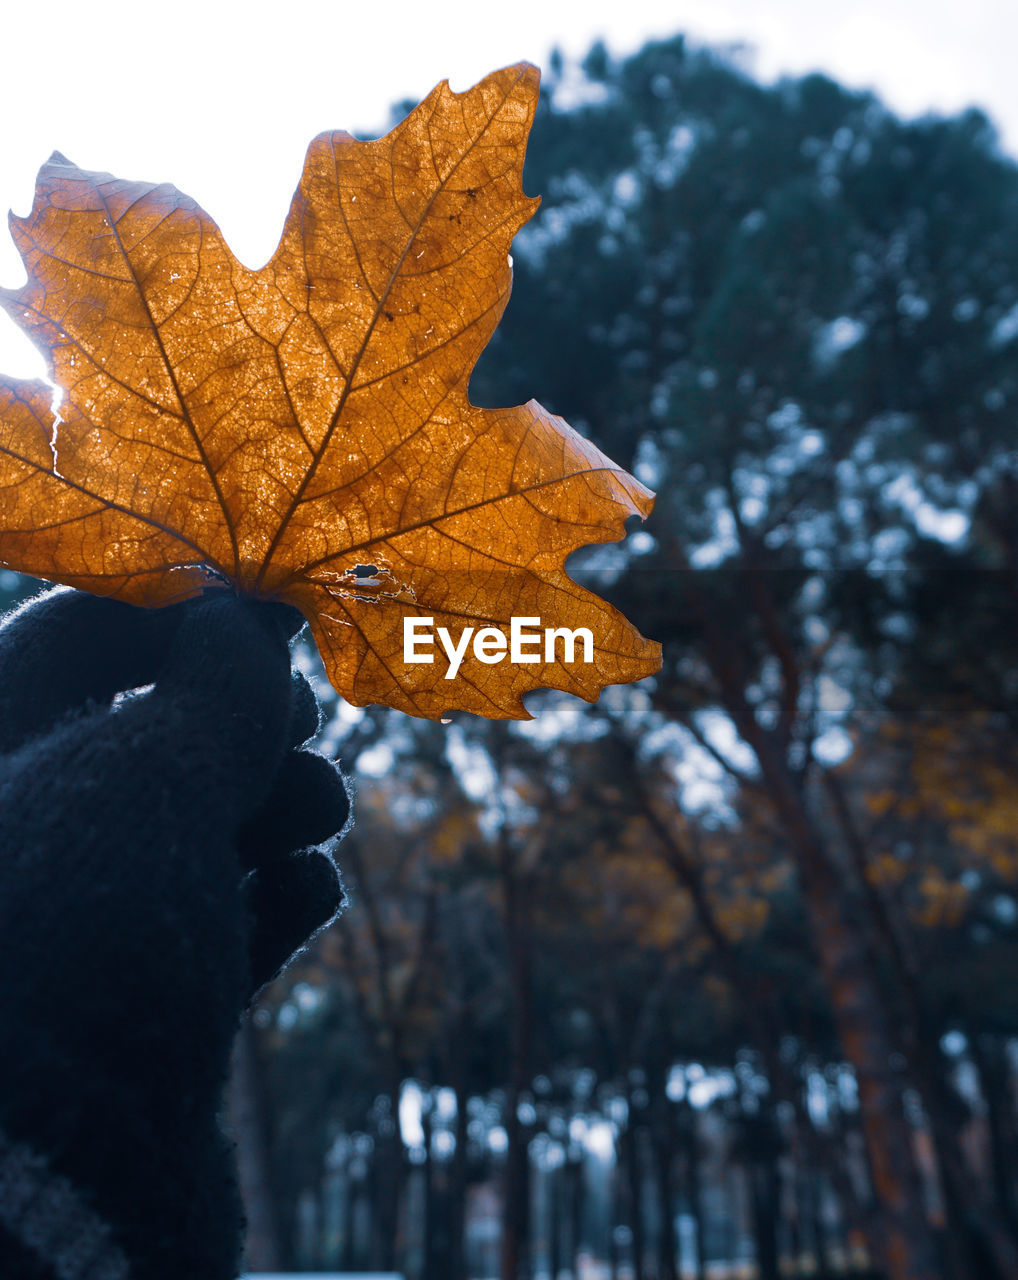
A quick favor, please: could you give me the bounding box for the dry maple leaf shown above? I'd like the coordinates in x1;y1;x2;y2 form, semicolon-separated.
0;63;660;719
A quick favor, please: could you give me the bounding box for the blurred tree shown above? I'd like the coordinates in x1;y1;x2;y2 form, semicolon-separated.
471;31;1018;1280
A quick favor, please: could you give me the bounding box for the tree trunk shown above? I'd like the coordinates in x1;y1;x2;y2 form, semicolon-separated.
341;1153;358;1273
548;1161;563;1280
500;827;534;1280
619;1112;646;1280
756;736;941;1280
823;769;1018;1280
502;1087;532;1278
650;1103;680;1280
421;1094;438;1280
747;1161;781;1280
669;556;942;1279
608;1161;623;1280
567;1148;586;1279
970;1033;1018;1236
449;1078;470;1280
677;1101;706;1280
801;1162;835;1280
371;1078;405;1273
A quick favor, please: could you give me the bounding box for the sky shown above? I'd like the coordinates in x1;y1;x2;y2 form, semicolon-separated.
0;0;1013;379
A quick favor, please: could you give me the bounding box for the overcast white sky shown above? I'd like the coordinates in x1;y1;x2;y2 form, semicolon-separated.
0;0;1013;377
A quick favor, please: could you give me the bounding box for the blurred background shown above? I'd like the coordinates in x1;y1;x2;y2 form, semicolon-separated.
3;12;1018;1280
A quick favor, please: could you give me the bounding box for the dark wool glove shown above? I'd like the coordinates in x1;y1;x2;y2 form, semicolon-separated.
0;587;349;1280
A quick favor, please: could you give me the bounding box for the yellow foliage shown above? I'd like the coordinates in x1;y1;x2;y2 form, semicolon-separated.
865;853;908;888
716;898;770;942
912;874;970;929
864;790;896;818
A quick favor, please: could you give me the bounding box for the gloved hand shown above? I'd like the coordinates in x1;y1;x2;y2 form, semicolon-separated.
0;586;349;1280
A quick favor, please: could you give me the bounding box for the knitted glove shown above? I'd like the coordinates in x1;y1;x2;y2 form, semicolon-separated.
0;586;349;1280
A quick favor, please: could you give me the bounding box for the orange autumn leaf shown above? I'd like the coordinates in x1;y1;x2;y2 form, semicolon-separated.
0;63;660;719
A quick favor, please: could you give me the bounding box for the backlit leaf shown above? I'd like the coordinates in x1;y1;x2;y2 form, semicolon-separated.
0;64;660;718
